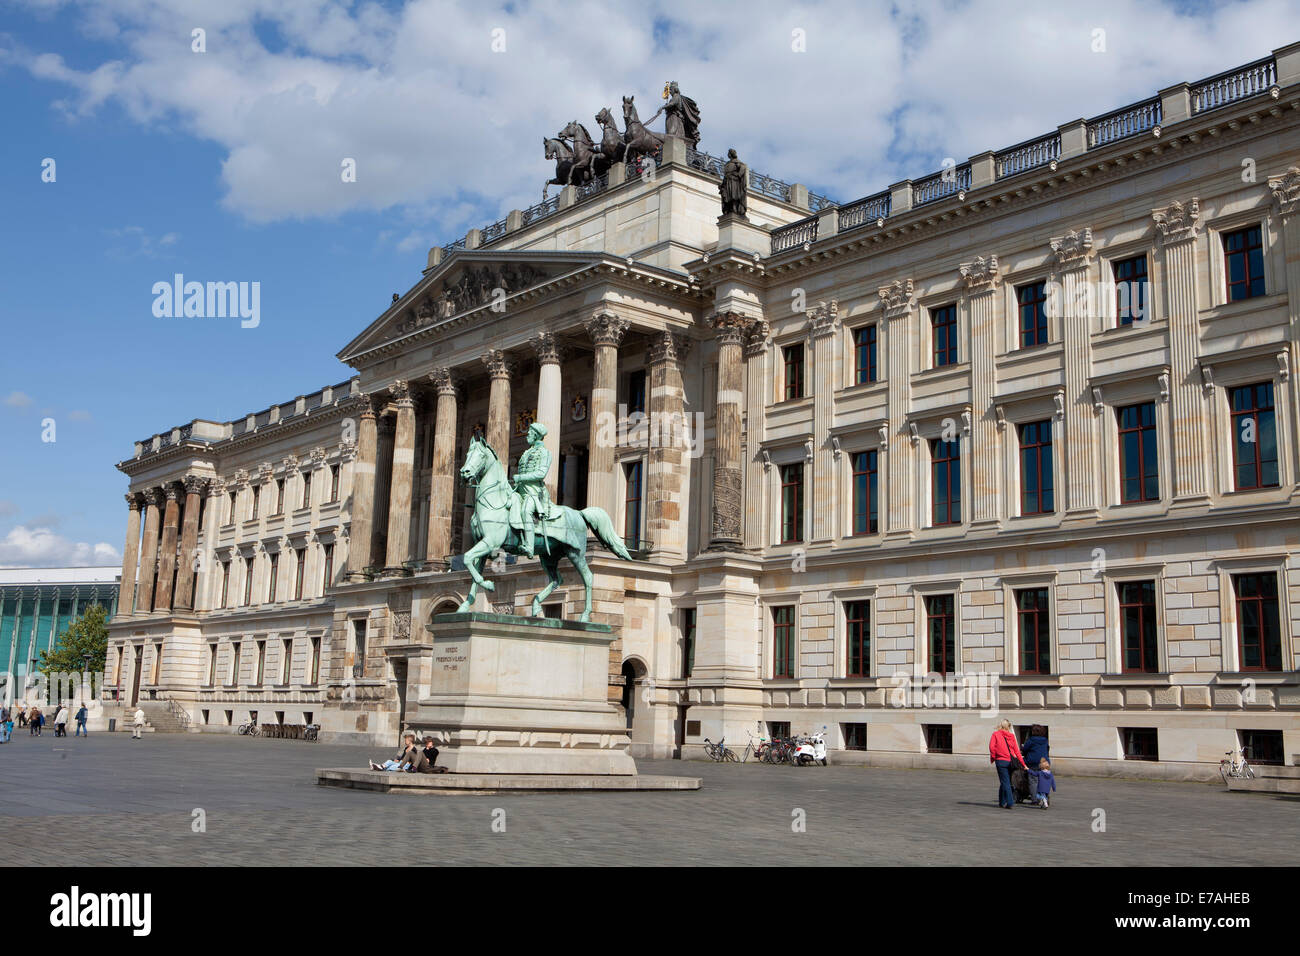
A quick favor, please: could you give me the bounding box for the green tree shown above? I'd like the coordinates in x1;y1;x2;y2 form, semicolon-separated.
38;604;110;676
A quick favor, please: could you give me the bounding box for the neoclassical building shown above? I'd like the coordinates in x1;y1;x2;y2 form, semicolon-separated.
108;46;1300;777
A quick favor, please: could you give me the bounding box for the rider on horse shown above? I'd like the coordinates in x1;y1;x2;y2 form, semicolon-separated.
510;421;551;557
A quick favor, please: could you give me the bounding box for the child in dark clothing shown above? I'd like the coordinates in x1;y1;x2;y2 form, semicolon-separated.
1032;758;1057;808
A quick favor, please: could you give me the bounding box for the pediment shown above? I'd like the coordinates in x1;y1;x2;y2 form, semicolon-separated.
337;250;605;363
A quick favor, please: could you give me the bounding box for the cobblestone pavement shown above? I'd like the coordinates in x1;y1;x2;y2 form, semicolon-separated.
0;733;1295;866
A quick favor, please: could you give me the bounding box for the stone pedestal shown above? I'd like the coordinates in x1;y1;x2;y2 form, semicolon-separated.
409;612;636;775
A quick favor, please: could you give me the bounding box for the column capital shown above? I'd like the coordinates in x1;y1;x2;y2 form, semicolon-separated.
357;394;379;420
707;310;755;347
428;366;462;397
163;483;183;501
744;318;771;357
206;477;227;498
1049;226;1094;269
958;256;1000;293
1152;197;1201;246
481;349;516;380
125;492;143;511
181;474;209;496
647;329;692;365
142;487;166;507
530;331;566;365
387;379;413;406
807;299;840;338
1269;166;1300;216
584;312;630;347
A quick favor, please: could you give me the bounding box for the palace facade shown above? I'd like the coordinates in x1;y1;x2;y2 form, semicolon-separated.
108;45;1300;778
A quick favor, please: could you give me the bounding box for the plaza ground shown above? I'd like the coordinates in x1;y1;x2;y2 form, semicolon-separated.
0;732;1294;866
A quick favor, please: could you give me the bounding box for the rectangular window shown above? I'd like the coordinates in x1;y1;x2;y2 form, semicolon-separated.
281;638;293;685
783;344;805;400
931;304;958;367
1118;403;1159;502
330;465;341;503
845;600;871;677
220;561;231;609
924;724;953;754
681;608;696;679
294;548;306;601
275;478;285;515
926;594;956;674
767;721;790;739
1223;225;1265;301
267;553;279;604
255;640;266;685
853;325;878;384
242;558;253;607
228;642;241;686
1016;281;1049;348
626;368;647;415
251;485;260;520
1017;587;1051;675
623;461;643;549
1231;382;1279;490
1018;421;1054;515
1113;254;1149;325
851;450;879;535
1121;727;1159;761
1118;580;1159;673
931;439;961;526
1234;573;1282;671
843;723;867;751
352;620;367;680
310;636;321;685
773;605;796;678
780;463;805;543
303;471;314;509
207;643;217;686
227;490;236;524
321;543;334;592
1239;729;1284;766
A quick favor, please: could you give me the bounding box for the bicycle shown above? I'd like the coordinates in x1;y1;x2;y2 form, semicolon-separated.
237;720;261;737
702;737;738;762
1219;748;1255;784
741;731;770;763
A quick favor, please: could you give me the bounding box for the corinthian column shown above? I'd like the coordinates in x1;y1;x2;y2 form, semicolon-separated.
174;475;207;610
153;483;182;611
1269;169;1300;494
646;330;691;557
1153;199;1209;505
707;311;753;548
118;494;143;616
959;261;1002;527
347;396;379;578
136;488;163;613
1050;228;1101;518
584;313;629;517
481;350;515;466
383;381;416;573
809;302;839;542
425;368;460;568
531;332;564;498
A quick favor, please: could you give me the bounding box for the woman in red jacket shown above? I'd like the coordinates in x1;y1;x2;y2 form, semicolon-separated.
989;719;1025;808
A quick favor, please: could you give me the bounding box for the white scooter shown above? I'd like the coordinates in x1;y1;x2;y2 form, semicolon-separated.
793;727;828;766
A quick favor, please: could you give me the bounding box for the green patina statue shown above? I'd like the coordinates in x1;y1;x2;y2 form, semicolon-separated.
456;422;632;621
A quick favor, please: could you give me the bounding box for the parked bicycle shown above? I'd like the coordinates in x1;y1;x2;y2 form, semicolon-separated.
1220;748;1255;784
703;737;738;762
237;720;261;737
741;730;771;763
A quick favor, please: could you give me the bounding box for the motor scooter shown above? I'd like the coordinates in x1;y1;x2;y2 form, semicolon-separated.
793;727;828;766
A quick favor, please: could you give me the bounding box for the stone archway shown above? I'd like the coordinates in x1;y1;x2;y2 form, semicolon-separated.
619;656;655;757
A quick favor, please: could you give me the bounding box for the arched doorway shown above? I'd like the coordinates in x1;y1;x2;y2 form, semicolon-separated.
620;660;638;730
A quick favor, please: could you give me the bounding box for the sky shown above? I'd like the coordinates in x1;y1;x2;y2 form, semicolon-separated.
0;0;1296;567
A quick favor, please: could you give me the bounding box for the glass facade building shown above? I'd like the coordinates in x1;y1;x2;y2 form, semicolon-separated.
0;568;119;681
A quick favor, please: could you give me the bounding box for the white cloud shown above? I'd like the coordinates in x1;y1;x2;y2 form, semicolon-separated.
104;225;181;258
0;525;120;568
3;391;33;408
0;501;16;518
67;409;93;422
5;0;1296;232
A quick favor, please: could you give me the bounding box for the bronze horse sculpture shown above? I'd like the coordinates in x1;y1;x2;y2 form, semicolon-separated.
455;435;632;621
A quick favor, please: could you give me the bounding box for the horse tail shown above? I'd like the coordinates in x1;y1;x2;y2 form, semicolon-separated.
581;507;632;560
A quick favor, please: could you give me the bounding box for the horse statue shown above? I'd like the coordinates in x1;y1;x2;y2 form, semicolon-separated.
455;435;632;622
622;95;664;168
594;107;627;176
542;136;576;200
558;120;598;186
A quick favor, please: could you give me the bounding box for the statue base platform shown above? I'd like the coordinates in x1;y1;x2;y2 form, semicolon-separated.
315;769;701;794
405;612;635;775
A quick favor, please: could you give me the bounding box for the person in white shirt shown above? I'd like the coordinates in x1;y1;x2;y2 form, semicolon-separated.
54;705;70;737
132;707;146;739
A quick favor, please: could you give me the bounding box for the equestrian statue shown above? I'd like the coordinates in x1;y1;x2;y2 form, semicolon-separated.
455;421;632;622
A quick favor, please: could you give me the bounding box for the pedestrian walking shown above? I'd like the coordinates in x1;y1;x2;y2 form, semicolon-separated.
29;706;43;736
989;718;1026;809
75;702;89;736
16;705;27;729
132;706;145;739
54;704;69;737
0;706;10;744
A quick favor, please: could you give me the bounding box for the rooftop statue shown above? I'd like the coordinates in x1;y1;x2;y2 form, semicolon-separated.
720;148;748;218
456;423;633;622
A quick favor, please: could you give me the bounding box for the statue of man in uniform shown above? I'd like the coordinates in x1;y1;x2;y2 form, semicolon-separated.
510;421;552;557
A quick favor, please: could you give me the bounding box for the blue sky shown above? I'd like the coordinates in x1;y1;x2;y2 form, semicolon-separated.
0;0;1294;566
